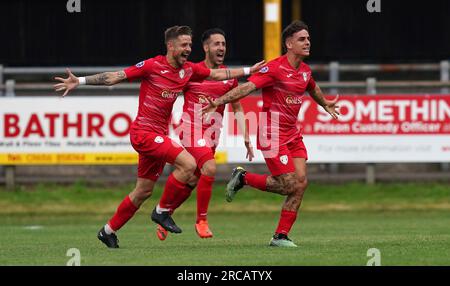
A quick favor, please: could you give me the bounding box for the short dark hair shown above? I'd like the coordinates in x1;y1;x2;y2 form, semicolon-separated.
201;28;226;44
282;21;309;52
164;25;192;44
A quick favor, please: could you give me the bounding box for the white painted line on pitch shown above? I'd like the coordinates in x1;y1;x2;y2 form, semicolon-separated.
23;225;44;230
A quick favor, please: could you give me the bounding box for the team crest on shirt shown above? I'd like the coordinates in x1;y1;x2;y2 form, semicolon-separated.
302;72;308;82
154;136;164;143
259;66;269;73
135;61;145;68
197;139;206;147
280;155;288;165
179;69;185;79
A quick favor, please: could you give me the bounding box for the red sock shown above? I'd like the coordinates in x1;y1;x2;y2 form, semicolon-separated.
275;210;298;235
245;172;268;191
170;184;194;214
159;173;187;210
196;174;215;222
108;195;138;232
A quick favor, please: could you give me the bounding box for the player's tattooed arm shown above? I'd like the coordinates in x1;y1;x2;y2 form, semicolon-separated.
216;81;257;106
86;71;127;85
54;69;127;97
309;85;340;120
201;81;257;116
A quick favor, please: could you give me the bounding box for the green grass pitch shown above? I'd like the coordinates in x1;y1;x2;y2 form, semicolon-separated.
1;182;449;265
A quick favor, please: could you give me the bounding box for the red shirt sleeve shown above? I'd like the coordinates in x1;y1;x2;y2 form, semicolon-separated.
190;63;211;82
232;78;238;89
124;59;153;82
247;63;276;89
307;74;316;91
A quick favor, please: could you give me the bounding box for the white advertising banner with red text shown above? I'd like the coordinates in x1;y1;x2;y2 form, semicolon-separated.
1;95;449;164
0;97;138;164
223;94;450;163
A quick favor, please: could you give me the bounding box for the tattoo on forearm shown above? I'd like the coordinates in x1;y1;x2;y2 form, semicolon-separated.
218;82;255;105
86;72;109;85
86;71;124;86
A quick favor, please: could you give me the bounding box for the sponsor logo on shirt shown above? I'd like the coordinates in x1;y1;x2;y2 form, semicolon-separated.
136;61;145;68
259;66;269;73
285;96;303;105
179;69;185;79
280;155;288;165
161;90;182;99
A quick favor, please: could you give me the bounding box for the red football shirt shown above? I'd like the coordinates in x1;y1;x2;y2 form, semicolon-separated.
124;55;211;135
181;61;238;137
248;54;316;149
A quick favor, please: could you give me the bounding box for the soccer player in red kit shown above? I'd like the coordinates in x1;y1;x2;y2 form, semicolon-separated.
155;28;254;240
202;21;340;247
54;25;264;248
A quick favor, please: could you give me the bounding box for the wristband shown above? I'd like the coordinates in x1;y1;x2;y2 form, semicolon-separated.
78;77;86;85
243;67;251;76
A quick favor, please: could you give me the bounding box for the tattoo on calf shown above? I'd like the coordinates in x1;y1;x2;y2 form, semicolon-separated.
283;189;305;211
267;173;307;211
266;173;299;195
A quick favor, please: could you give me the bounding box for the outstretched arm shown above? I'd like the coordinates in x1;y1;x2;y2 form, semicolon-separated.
201;81;257;116
215;81;257;106
85;71;127;85
231;100;254;162
202;81;256;116
54;68;127;97
309;84;340;119
207;61;265;81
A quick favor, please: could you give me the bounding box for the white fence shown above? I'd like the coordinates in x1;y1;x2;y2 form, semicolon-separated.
1;61;450;188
